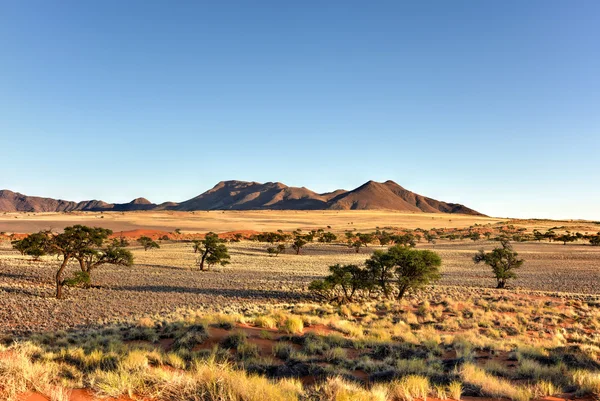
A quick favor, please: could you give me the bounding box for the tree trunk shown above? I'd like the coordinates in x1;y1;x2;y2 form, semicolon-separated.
396;286;407;301
56;256;70;299
78;258;86;272
496;280;506;289
200;250;208;270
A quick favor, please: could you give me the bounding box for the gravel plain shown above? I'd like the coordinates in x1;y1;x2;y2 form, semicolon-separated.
0;239;599;335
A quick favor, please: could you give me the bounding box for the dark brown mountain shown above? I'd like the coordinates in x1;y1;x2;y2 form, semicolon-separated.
327;180;480;214
0;190;156;212
175;181;331;211
0;180;483;215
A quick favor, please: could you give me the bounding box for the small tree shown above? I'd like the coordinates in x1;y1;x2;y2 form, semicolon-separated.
267;244;286;257
544;230;557;242
533;230;545;242
469;232;481;242
18;225;135;299
377;231;393;246
590;235;600;246
387;245;442;301
291;235;309;255
113;235;129;247
473;240;524;289
309;264;371;304
365;249;396;298
350;239;363;253
138;236;160;251
318;232;337;243
556;234;576;245
392;234;417;247
196;232;230;271
423;232;437;244
356;233;374;247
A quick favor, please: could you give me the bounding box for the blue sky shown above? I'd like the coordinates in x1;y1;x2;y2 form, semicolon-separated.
1;1;599;219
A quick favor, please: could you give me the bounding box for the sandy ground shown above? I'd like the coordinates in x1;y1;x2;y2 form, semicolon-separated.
1;210;597;236
0;210;507;234
1;239;599;335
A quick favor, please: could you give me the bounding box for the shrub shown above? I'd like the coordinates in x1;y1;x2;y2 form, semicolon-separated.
273;343;295;360
254;315;277;329
447;381;462;400
282;317;304;334
137;236;160;251
388;375;430;401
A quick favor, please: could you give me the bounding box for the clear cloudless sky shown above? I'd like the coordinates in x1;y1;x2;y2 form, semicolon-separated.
1;1;599;219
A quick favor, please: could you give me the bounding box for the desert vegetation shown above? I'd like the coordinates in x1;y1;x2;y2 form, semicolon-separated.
1;290;599;401
1;213;600;400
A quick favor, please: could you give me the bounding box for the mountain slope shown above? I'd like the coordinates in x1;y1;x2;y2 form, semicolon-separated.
175;181;331;211
0;180;483;215
328;180;481;215
0;190;158;212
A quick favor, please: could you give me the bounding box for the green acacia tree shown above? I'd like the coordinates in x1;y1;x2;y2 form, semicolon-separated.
63;226;134;287
556;234;576;245
291;234;309;255
16;225;134;299
267;244;286;257
137;236;160;251
196;232;230;271
365;249;396;298
11;232;48;260
473;240;524;289
318;232;337;243
387;245;442;301
309;264;371;304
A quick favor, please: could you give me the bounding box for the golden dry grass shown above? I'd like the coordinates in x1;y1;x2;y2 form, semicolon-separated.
0;210;506;234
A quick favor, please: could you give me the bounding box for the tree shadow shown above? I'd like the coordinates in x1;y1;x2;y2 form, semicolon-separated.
0;285;50;298
113;285;308;301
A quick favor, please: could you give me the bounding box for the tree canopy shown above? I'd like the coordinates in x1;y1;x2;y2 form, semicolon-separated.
196;232;230;271
473;240;524;289
13;225;134;299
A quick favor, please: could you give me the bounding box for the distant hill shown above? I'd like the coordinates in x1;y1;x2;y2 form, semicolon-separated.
0;181;484;215
0;190;157;213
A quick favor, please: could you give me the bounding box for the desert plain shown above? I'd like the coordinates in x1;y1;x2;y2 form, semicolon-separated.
0;210;599;401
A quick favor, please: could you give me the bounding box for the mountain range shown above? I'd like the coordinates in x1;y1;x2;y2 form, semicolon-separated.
0;180;483;215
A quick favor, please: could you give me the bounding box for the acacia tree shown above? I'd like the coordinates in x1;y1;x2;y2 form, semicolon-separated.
16;225;134;299
556;234;576;245
590;234;600;246
356;233;374;247
291;235;309;255
533;230;545;242
473;240;524;289
267;244;286;257
392;234;417;247
75;231;133;287
365;249;396;297
11;232;48;260
310;245;442;302
318;232;337;243
196;232;230;271
138;236;160;251
309;264;371;304
387;245;441;301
